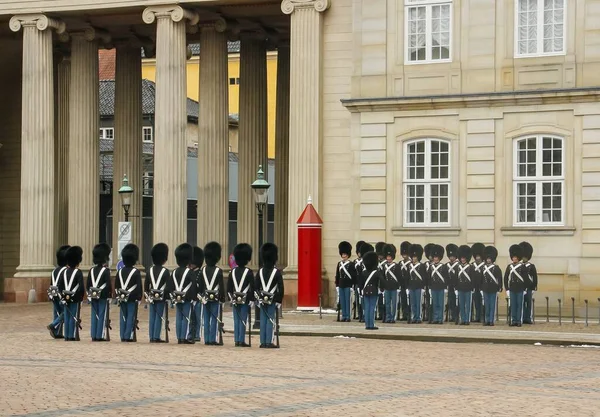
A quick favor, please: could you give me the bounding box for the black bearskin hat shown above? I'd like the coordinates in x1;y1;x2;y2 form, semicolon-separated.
484;246;498;263
519;241;533;260
261;242;278;267
509;244;523;260
360;242;374;255
56;245;70;267
432;244;445;260
233;243;252;267
362;251;378;272
121;243;139;267
204;241;222;267
192;246;204;268
92;243;110;265
471;243;485;259
424;243;435;259
458;245;472;263
400;241;411;256
65;246;83;268
375;242;386;257
174;243;193;268
356;240;365;256
339;241;352;257
384;243;397;260
446;244;459;259
151;243;169;265
410;244;424;261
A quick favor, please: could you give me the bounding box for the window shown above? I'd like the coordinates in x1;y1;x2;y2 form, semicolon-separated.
142;126;153;143
405;0;452;64
403;139;451;226
515;0;565;57
99;128;114;140
143;172;154;196
229;77;240;85
513;135;564;225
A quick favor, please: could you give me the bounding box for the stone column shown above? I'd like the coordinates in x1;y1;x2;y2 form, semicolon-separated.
238;32;268;260
68;28;104;269
197;19;229;255
55;54;70;248
113;43;143;260
9;15;65;278
143;6;198;269
274;44;290;268
282;0;330;271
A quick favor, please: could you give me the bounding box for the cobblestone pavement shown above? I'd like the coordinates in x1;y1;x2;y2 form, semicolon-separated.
1;304;600;416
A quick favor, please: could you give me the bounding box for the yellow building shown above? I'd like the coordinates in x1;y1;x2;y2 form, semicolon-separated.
141;41;278;158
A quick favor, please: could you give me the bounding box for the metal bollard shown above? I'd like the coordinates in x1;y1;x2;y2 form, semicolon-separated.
571;297;575;324
319;293;322;320
558;299;562;325
585;300;589;327
532;298;535;324
545;296;549;323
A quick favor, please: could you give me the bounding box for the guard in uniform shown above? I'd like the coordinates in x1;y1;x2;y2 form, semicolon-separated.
202;241;225;345
87;243;112;341
398;241;411;321
359;250;380;330
520;241;538;324
456;245;476;325
471;243;486;323
227;243;254;347
481;246;502;326
256;243;284;348
357;242;374;323
407;244;427;323
59;246;85;341
189;246;204;341
445;244;459;322
335;241;356;322
353;240;366;322
504;244;528;327
115;244;143;342
375;242;386;320
422;243;435;321
380;244;399;323
169;243;196;344
47;245;70;339
145;243;170;343
428;245;449;324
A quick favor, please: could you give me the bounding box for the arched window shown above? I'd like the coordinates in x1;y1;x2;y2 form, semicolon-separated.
513;135;564;225
403;138;451;226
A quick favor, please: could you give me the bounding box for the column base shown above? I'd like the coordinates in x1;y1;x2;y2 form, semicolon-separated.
3;276;52;303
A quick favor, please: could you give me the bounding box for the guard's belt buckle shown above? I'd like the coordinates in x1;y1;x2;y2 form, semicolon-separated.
87;287;102;300
232;291;247;305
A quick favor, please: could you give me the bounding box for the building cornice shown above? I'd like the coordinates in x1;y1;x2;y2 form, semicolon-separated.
341;88;600;113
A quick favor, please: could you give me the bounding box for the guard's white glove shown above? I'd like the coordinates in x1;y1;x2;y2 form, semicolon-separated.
276;303;282;309
249;301;255;308
506;290;510;298
444;289;448;294
406;289;410;296
480;291;484;298
428;289;432;297
379;290;384;295
336;287;339;303
454;290;458;296
532;290;535;295
523;291;527;296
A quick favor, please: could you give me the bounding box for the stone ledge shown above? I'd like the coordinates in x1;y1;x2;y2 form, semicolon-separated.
392;227;461;236
500;226;576;236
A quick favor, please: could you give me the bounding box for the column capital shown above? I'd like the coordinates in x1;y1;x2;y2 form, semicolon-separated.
9;14;66;34
142;5;200;26
281;0;331;14
71;27;111;44
199;18;227;33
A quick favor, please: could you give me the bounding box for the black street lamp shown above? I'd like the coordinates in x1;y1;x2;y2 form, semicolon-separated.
251;165;270;329
118;174;134;222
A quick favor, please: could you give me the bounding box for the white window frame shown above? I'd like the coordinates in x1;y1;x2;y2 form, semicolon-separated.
403;138;452;227
514;0;566;58
142;126;153;143
404;0;453;65
512;135;565;226
99;127;114;140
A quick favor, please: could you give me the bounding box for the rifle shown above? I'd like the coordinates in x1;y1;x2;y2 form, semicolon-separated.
336;299;341;322
75;302;82;341
163;301;170;343
426;289;432;324
506;297;511;325
132;302;139;342
396;290;402;321
248;304;252;347
455;292;460;325
275;304;280;348
218;303;224;346
105;300;111;342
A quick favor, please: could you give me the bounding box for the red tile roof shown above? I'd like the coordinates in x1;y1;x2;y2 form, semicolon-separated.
98;49;115;80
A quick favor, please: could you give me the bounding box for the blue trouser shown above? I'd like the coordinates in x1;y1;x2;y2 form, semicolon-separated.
90;299;109;340
458;291;472;324
484;292;497;324
409;289;422;322
203;301;220;344
473;290;483;322
510;290;525;325
63;302;80;339
176;302;193;342
233;304;249;343
377;293;384;319
49;298;64;337
447;289;456;321
149;301;166;341
339;287;351;320
523;289;534;323
192;301;202;339
363;295;377;329
355;288;363;320
259;303;277;345
120;301;137;341
384;290;398;322
400;287;409;319
431;289;445;323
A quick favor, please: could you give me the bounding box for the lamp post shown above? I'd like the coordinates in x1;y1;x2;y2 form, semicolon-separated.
118;175;134;221
251;165;270;329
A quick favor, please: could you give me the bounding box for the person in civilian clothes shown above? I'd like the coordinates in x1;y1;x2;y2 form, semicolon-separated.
357;242;374;323
59;246;85;341
471;243;486;323
481;246;502;326
428;245;449;324
375;241;386;321
398;241;411;321
145;243;170;343
504;244;528;327
256;243;284;348
202;242;225;346
87;243;112;341
47;245;70;339
335;241;356;322
115;243;142;342
445;244;459;322
380;244;399;323
520;241;538;324
168;243;196;344
353;240;366;322
189;246;204;341
407;244;427;324
360;250;381;330
227;243;254;347
456;245;475;325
